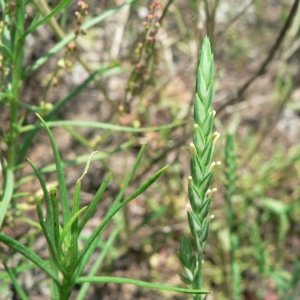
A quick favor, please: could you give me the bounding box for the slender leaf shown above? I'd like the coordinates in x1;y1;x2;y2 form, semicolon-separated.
70;182;81;270
50;187;60;250
76;224;121;300
18;141;133;186
27;158;53;231
58;206;88;258
3;262;30;300
79;173;112;233
74;165;168;275
110;145;147;211
0;169;14;229
36;114;70;226
0;233;60;285
25;0;71;37
36;196;68;276
0;264;36;281
76;276;209;294
20;120;185;134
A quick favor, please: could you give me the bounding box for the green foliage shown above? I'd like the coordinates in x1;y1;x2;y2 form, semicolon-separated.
0;114;208;299
1;1;300;299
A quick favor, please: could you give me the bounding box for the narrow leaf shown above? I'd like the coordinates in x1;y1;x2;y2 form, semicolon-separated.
36;114;70;226
75;165;168;273
50;187;60;250
79;173;111;233
27;158;53;230
58;206;88;258
75;276;209;294
0;233;60;285
3;262;30;300
25;0;71;37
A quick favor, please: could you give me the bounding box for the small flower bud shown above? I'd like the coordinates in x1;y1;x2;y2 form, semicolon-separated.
189;143;197;156
211;131;220;144
209;161;221;172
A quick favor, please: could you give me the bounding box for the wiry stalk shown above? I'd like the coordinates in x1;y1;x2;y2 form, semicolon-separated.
179;37;220;300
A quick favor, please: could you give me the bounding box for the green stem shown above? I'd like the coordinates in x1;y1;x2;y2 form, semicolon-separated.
194;252;203;300
9;0;25;167
0;0;26;229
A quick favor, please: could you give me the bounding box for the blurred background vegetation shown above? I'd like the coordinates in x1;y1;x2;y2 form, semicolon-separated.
1;0;300;299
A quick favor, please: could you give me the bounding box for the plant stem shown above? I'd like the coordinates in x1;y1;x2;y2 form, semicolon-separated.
0;0;26;229
9;0;25;167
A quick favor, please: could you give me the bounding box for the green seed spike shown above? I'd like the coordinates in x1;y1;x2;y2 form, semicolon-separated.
202;111;214;138
188;176;203;211
198;172;213;195
180;274;193;285
201;143;213;167
199;40;213;87
205;81;214;111
198;72;208;104
198;219;210;243
187;210;202;251
193;124;205;153
190;143;204;180
196;37;214;111
179;237;196;274
194;94;206;126
180;36;220;296
197;198;211;220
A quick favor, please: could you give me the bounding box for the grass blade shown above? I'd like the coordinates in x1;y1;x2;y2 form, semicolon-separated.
74;145;147;278
3;262;30;300
20;120;185;133
110;144;147;211
27;158;53;231
74;165;168;277
36;114;70;226
25;0;71;37
58;206;88;260
75;224;121;300
0;169;14;229
0;233;60;285
78;172;112;233
75;276;210;295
